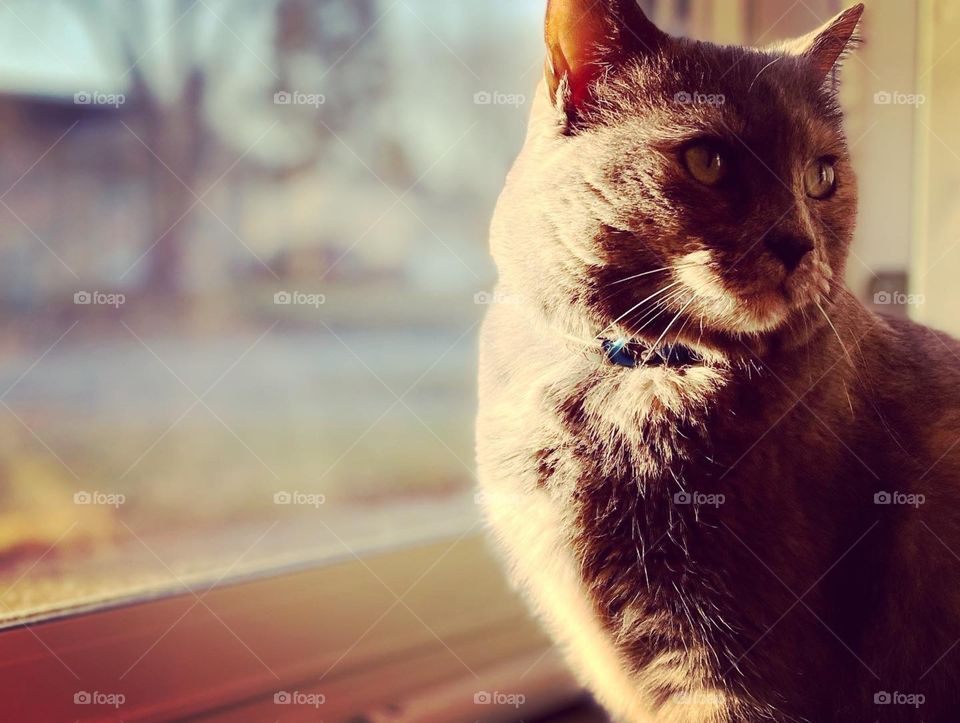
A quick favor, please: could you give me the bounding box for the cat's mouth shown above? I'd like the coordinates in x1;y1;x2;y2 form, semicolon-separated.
726;290;793;333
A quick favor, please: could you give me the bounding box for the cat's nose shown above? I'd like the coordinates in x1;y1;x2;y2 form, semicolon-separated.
765;234;814;271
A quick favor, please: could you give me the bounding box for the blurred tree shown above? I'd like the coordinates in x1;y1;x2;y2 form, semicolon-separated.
273;0;390;160
70;0;391;294
73;0;280;295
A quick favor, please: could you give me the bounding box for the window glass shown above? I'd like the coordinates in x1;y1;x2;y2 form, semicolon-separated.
0;0;543;623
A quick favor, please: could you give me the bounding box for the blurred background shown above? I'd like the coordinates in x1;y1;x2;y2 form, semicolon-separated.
0;0;958;719
0;0;541;615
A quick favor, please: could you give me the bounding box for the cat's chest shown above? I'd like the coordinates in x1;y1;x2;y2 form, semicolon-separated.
521;366;765;700
537;363;731;491
527;365;743;593
479;346;848;717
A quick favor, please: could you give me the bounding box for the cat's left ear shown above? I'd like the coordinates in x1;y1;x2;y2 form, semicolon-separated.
782;3;864;84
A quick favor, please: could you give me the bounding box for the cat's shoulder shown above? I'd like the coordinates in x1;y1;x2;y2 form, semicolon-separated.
864;312;960;388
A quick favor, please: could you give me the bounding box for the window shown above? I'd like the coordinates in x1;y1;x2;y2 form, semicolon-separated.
0;2;571;719
0;0;541;622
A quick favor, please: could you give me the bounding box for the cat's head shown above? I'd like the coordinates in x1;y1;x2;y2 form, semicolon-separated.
498;0;864;353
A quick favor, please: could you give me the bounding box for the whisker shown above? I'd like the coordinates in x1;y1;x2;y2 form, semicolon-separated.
600;281;684;336
625;289;687;333
604;266;673;287
748;56;783;92
597;265;694;307
799;306;813;385
641;295;696;365
815;301;852;365
604;263;697;288
626;289;689;340
672;307;696;347
627;288;685;323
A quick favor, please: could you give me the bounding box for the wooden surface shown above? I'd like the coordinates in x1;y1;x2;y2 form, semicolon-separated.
0;534;586;722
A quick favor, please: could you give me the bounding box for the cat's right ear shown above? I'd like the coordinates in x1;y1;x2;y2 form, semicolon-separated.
544;0;666;119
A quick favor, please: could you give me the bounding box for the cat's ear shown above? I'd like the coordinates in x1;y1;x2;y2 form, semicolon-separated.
784;3;865;83
544;0;666;116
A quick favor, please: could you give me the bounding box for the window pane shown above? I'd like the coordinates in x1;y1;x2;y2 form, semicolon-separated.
0;0;543;622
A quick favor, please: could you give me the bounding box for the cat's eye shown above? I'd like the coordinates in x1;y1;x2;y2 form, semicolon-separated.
683;143;727;187
804;158;837;199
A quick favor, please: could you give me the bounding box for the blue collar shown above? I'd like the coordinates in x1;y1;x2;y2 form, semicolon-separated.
601;338;701;368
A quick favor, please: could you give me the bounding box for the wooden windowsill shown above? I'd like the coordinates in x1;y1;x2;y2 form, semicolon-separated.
0;532;582;722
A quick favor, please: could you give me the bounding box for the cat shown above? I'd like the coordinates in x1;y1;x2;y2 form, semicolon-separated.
476;1;960;721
